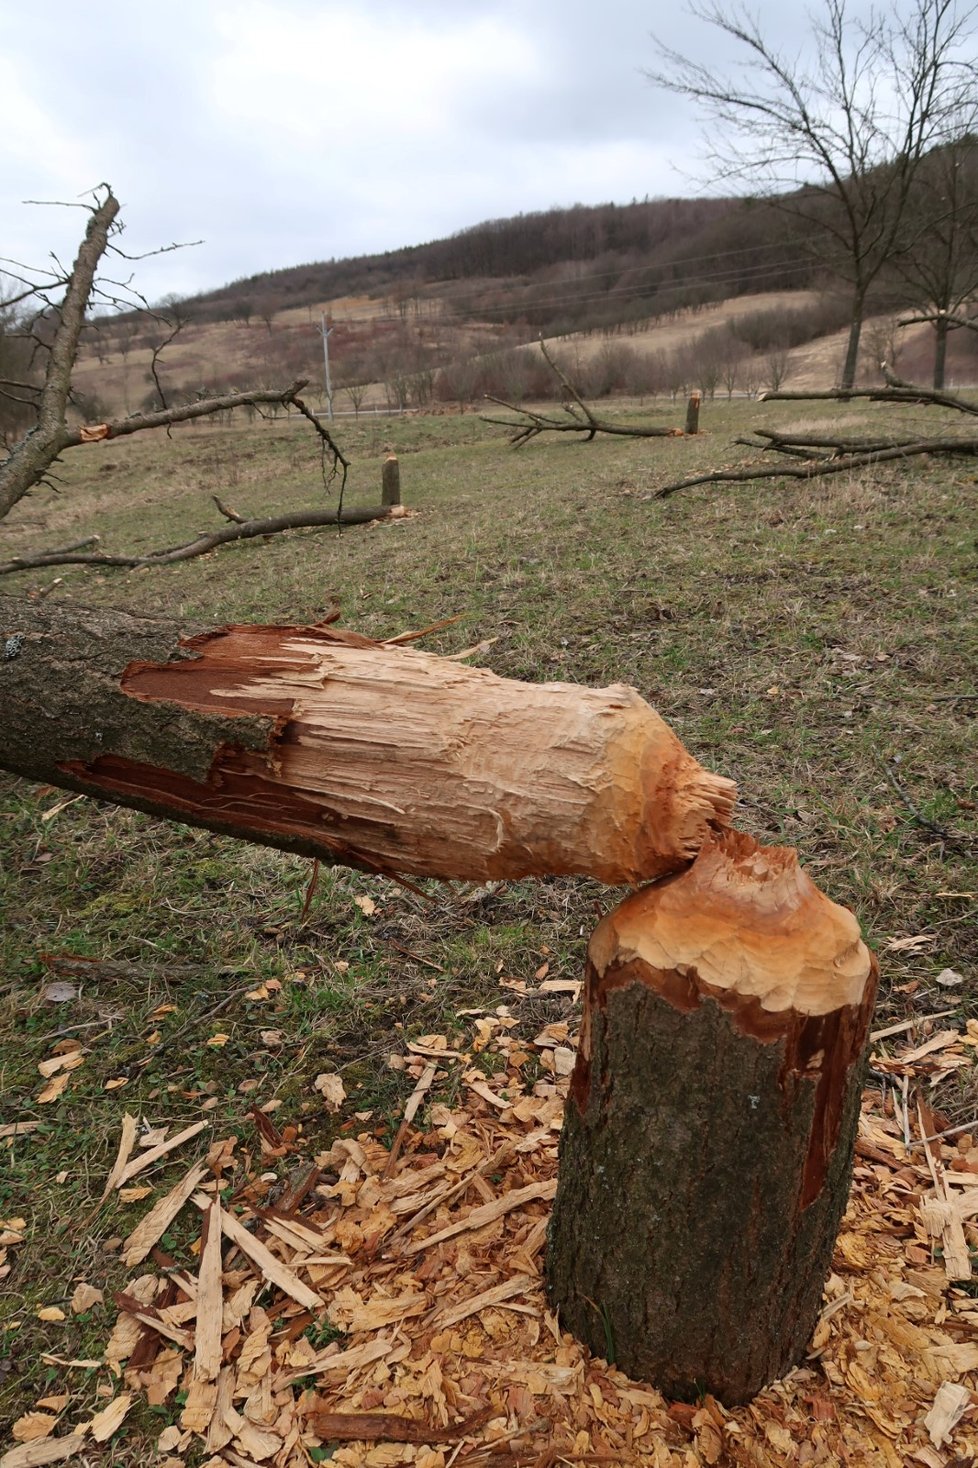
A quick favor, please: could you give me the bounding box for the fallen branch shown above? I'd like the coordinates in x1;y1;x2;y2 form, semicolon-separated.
0;504;393;574
759;372;978;418
481;338;683;446
651;437;978;497
651;368;978;497
897;309;978;334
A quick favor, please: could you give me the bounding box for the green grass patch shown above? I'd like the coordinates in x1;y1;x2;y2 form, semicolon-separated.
1;394;976;1445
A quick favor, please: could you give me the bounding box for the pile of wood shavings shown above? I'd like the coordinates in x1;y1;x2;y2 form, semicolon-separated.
6;1004;978;1468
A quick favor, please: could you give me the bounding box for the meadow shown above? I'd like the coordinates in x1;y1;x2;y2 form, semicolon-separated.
1;395;976;1451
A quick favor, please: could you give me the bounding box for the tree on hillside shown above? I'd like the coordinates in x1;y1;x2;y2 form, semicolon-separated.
647;0;978;387
0;186;399;571
893;131;978;385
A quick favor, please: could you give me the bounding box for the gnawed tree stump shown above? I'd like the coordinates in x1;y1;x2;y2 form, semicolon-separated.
546;831;877;1405
0;596;735;884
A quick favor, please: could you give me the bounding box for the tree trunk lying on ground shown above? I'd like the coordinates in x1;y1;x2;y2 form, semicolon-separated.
546;830;877;1405
0;596;735;884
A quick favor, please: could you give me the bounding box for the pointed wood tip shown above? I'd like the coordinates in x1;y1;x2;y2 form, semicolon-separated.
590;829;873;1017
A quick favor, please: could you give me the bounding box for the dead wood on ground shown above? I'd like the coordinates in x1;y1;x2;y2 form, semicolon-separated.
481;339;683;447
652;365;978;498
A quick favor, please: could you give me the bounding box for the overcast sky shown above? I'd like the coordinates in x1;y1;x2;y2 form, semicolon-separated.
1;0;844;304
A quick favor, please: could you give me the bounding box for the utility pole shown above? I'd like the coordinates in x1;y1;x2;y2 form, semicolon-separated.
320;312;334;421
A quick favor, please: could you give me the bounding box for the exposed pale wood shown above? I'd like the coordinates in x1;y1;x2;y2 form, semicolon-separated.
115;1121;208;1187
384;1062;438;1177
917;1097;972;1281
403;1178;557;1257
121;1160;208;1267
925;1382;973;1446
87;1394;132;1444
0;600;736;886
280;1336;394;1385
0;1435;87;1468
586;830;870;1016
193;1201;224;1381
99;1113;138;1201
192;1194;323;1310
431;1274;534;1330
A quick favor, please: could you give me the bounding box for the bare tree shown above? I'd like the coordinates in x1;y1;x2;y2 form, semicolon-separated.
343;381;370;420
893;132;978;385
0;186;404;570
647;0;978;387
763;346;792;392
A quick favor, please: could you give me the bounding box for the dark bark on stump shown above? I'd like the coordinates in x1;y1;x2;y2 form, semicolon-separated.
546;832;877;1405
381;453;401;506
684;391;701;435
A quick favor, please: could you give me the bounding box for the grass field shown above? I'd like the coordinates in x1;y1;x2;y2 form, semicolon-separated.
1;396;976;1453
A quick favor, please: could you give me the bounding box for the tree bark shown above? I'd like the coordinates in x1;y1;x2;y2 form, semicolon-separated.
546;831;877;1405
933;316;949;390
0;597;735;885
839;292;866;390
381;453;401;506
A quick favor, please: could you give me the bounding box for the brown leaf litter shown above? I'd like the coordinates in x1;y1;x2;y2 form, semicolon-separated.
5;1007;978;1466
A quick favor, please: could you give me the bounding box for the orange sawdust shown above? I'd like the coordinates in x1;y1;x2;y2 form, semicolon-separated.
6;1007;978;1467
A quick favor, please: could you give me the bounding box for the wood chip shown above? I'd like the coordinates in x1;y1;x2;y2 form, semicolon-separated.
113;1293;193;1350
403;1179;557;1256
282;1336;394;1384
193;1200;223;1382
10;1416;57;1445
116;1121;209;1187
0;1436;86;1468
121;1160;208;1267
925;1382;973;1447
870;1010;958;1042
191;1194;323;1310
899;1030;962;1064
179;1376;218;1434
69;1283;103;1314
100;1113;139;1200
432;1273;535;1330
87;1394;132;1444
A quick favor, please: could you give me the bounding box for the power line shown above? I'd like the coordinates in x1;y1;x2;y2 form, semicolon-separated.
452;260;817;320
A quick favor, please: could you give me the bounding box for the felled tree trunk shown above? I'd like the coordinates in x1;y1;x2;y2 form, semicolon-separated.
0;596;735;884
546;831;877;1405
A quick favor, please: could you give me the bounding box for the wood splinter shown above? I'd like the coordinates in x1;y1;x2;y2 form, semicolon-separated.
546;830;878;1405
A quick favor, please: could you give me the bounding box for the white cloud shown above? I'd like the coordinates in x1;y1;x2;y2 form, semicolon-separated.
0;0;883;298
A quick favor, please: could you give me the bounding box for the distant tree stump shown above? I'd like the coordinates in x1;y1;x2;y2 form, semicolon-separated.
546;831;877;1405
381;449;401;506
685;390;702;434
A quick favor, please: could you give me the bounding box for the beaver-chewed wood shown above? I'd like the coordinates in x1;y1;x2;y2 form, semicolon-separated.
0;596;735;884
546;830;877;1405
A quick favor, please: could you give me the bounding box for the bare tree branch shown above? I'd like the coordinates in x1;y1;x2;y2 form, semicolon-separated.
481;339;683;446
759;376;978;416
0;188;354;528
651;367;978;497
0;503;395;575
898;308;978;333
645;0;978;387
0;187;119;518
651;436;978;498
